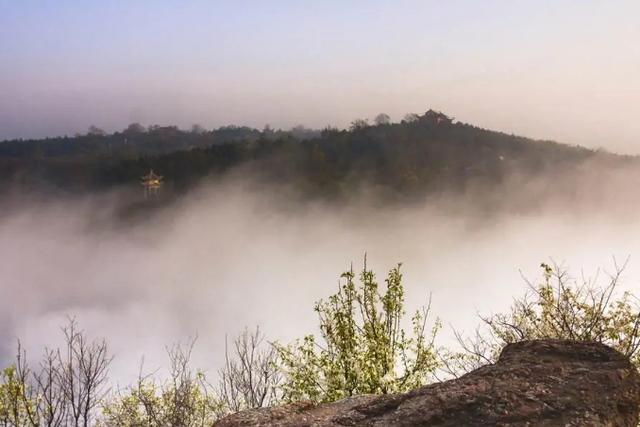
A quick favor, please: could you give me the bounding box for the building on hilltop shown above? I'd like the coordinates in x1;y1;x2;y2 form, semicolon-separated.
421;109;454;126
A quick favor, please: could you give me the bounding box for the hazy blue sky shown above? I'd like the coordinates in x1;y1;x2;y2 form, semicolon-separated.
1;1;638;152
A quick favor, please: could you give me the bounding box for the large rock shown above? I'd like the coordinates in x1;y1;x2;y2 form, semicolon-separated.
216;340;640;426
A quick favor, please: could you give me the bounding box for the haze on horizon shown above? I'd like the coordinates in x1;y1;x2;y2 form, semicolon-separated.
1;1;639;153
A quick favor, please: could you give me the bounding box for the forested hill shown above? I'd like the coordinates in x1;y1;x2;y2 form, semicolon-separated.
0;111;634;200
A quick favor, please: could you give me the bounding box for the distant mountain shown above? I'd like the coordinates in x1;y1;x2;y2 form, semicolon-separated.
0;111;635;202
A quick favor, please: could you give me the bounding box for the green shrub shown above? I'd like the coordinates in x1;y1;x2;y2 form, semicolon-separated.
275;260;440;403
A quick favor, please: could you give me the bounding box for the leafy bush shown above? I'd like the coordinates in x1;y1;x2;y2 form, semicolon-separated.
101;328;280;426
100;339;222;427
444;260;640;376
4;258;640;425
275;260;440;403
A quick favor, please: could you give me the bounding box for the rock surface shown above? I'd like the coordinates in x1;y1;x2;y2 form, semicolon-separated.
215;340;640;426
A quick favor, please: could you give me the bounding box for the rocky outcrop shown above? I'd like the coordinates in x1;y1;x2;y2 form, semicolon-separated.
216;340;640;426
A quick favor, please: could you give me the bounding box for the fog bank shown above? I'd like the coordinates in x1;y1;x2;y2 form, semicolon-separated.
2;177;640;384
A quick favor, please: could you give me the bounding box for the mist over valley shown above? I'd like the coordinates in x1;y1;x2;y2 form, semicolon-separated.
2;2;640;423
2;115;640;385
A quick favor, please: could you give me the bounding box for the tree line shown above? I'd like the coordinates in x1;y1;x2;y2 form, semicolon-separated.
0;111;630;202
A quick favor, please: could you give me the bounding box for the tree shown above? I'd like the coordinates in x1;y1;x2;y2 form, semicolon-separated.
123;123;146;135
190;124;206;135
87;126;106;137
443;260;640;377
275;260;440;403
289;125;319;140
0;318;111;427
320;126;340;138
101;338;222;427
218;327;280;413
402;113;420;123
10;344;67;427
374;113;391;126
0;365;32;427
349;119;369;131
58;319;112;427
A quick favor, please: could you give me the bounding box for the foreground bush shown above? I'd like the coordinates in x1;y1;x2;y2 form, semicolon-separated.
101;327;280;426
3;259;640;425
275;261;441;403
99;339;222;427
0;319;110;427
444;260;640;376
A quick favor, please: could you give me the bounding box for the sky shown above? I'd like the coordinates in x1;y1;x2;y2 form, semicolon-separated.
1;1;639;152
